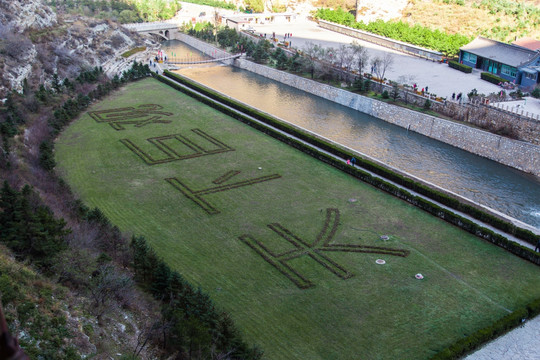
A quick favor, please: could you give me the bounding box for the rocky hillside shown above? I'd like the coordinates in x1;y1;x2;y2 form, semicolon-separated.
0;0;157;98
0;1;164;358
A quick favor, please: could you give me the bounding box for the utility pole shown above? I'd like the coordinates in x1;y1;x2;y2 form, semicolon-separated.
356;0;362;22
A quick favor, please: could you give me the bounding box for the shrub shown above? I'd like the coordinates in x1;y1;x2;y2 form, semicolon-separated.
182;0;236;10
121;46;146;58
431;299;540;359
509;89;524;99
481;72;508;85
363;79;371;92
532;88;540;98
423;99;431;110
382;90;389;99
39;140;56;171
448;60;472;73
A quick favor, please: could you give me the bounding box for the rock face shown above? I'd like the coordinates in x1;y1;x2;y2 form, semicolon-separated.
0;0;57;32
0;0;156;98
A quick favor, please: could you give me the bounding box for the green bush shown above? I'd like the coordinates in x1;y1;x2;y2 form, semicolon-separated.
0;274;17;304
159;71;540;250
481;72;509;85
382;90;389;99
531;88;540;98
448;60;472;73
181;0;236;10
121;46;146;58
39;140;56;171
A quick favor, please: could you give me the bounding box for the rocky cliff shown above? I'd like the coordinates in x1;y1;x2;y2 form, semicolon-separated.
0;0;156;98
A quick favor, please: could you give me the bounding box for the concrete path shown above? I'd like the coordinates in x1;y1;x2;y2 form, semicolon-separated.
464;315;540;360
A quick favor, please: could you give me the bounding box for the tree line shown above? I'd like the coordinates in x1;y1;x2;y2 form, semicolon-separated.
47;0;182;23
1;58;262;357
186;23;395;89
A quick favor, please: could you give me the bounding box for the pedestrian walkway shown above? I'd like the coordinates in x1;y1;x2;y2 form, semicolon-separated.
464;315;540;360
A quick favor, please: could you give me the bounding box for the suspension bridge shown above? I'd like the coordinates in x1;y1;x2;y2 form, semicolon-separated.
164;53;243;65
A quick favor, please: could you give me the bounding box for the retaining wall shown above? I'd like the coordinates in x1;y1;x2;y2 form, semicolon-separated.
173;33;540;176
318;20;443;62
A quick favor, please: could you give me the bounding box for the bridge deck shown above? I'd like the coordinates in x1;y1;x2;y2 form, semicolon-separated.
165;54;242;65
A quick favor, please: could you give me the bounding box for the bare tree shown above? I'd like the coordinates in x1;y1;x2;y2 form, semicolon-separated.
325;46;336;65
371;53;394;91
301;42;323;79
133;320;163;358
213;9;220;43
88;263;133;320
336;44;355;82
398;74;416;104
351;41;369;76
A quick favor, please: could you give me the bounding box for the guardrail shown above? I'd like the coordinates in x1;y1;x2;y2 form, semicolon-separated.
123;22;178;31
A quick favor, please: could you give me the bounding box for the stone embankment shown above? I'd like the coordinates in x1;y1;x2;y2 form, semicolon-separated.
173;33;540;177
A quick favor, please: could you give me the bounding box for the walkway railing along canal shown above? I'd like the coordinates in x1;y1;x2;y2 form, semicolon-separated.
164;53;242;65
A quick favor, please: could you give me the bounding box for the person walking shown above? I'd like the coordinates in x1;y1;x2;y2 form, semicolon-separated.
535;239;540;252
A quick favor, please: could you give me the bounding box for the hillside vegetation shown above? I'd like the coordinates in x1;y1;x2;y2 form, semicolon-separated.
403;0;540;43
315;0;539;43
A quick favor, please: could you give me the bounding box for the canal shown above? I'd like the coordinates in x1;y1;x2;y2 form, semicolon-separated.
163;40;540;230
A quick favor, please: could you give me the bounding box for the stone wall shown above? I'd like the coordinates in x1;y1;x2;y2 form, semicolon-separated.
174;32;234;64
371;82;540;145
318;20;443;62
172;33;540;176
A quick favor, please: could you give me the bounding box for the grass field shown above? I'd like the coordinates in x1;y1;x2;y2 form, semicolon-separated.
55;78;540;359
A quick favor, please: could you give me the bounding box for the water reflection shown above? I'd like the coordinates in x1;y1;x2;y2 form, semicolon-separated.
163;40;540;229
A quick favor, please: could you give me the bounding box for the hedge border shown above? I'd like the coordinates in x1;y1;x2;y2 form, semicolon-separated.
155;72;540;360
448;60;472;73
481;72;509;85
431;298;540;360
159;70;539;248
121;46;147;58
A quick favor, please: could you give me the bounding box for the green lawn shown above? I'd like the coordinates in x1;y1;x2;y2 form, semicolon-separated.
55;78;540;360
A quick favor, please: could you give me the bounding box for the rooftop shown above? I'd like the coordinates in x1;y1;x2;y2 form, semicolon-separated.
512;37;540;51
460;36;539;68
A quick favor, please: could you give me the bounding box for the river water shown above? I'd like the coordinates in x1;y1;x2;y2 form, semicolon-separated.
162;40;540;230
